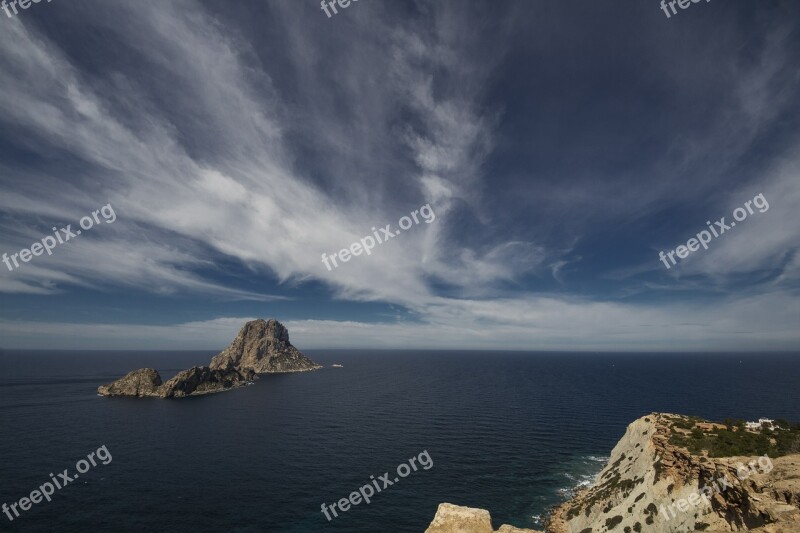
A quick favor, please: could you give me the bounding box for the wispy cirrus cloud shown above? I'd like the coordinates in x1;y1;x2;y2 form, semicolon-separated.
0;0;798;349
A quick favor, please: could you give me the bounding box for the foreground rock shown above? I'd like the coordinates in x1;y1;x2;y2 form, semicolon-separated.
98;319;319;398
424;503;542;533
427;413;800;533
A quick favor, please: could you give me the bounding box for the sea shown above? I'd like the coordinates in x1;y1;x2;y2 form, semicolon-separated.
1;350;799;533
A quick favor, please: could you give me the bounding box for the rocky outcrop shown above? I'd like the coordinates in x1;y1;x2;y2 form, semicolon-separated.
159;366;255;398
97;368;163;397
426;414;800;533
424;503;542;533
545;413;800;533
99;366;254;398
209;319;321;373
98;319;319;398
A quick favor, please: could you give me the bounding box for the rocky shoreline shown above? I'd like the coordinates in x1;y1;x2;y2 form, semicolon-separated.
425;413;800;533
97;319;320;398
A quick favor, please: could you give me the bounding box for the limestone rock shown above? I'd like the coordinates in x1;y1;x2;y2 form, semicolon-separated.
424;503;542;533
97;368;163;397
210;319;321;373
425;504;494;533
496;525;542;533
426;413;800;533
545;413;800;533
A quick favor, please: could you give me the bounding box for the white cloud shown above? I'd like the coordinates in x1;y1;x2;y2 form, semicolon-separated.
1;287;798;351
0;1;798;350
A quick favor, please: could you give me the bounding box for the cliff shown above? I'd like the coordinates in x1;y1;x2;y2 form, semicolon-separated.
96;366;254;398
426;413;800;533
159;366;256;398
209;319;320;373
97;319;319;398
96;368;164;397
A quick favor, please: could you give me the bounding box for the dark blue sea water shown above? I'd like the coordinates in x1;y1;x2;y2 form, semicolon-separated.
1;351;799;533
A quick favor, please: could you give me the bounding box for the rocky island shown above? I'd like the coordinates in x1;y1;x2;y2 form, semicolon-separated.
426;413;800;533
97;319;321;398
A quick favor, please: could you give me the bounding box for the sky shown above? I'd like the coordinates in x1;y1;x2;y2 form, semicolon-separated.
0;0;798;351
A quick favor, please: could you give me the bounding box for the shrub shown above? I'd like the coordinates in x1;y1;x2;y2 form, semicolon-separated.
669;418;800;457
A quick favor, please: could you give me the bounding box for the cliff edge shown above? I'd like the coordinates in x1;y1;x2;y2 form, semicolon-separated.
97;319;320;398
426;413;800;533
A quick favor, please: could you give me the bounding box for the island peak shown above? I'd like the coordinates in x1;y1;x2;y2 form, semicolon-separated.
97;319;319;398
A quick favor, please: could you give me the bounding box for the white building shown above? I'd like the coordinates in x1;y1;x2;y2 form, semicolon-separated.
746;418;775;431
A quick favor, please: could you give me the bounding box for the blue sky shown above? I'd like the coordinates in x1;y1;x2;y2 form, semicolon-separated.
0;0;798;351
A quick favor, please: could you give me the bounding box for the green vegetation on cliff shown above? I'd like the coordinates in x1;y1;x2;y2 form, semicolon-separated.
666;416;800;457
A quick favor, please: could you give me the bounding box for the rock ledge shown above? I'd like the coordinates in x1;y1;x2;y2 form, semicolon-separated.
424;503;542;533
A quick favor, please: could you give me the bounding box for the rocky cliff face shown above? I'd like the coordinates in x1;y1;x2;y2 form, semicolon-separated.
97;319;319;398
97;368;163;397
209;319;321;373
98;366;254;398
425;413;800;533
159;366;256;398
546;413;800;533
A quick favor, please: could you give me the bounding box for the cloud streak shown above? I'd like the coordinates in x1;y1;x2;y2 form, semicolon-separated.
0;0;798;349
